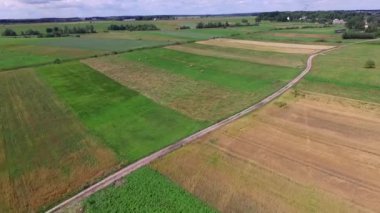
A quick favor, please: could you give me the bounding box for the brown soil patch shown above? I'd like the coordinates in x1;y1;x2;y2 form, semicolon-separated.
153;91;380;212
269;33;336;39
166;45;304;68
83;57;258;122
197;38;335;54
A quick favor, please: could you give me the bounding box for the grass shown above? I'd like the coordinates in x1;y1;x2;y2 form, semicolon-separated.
36;37;171;51
0;48;55;70
84;167;216;213
298;42;380;103
120;48;301;92
36;62;206;162
0;69;117;212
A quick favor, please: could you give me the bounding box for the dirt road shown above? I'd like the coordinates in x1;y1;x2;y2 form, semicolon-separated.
46;45;336;213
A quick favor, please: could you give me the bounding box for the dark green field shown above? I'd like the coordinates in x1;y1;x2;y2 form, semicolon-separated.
84;167;216;213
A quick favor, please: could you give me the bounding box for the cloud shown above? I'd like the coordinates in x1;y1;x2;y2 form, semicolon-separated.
0;0;378;19
17;0;62;4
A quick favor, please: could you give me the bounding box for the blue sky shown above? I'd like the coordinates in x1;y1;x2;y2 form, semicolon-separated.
0;0;379;19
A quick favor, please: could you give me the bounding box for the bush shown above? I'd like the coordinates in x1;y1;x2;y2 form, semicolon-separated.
2;28;17;36
179;26;191;30
54;58;62;64
315;38;327;42
364;60;376;69
342;32;376;39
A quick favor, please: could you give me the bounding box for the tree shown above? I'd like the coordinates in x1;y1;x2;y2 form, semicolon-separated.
242;19;249;24
196;22;204;29
364;60;376;69
2;28;17;36
346;16;365;30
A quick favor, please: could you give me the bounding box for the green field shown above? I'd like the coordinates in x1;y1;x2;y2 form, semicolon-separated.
84;167;216;213
84;46;302;122
36;37;171;51
37;62;206;162
121;48;300;92
0;69;117;212
298;41;380;103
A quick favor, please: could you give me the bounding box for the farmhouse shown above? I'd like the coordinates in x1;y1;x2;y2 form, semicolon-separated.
333;19;346;24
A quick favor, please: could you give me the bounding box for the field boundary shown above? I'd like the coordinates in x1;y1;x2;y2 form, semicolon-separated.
46;43;338;212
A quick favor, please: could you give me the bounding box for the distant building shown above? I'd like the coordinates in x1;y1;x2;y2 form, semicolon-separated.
333;19;346;25
123;18;136;22
299;16;307;21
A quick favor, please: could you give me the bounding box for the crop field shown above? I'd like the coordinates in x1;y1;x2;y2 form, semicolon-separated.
236;31;342;44
35;37;171;51
36;62;205;162
2;14;376;212
152;91;380;212
84;167;216;212
165;43;307;68
298;41;380;103
0;69;118;212
83;42;304;122
198;38;335;54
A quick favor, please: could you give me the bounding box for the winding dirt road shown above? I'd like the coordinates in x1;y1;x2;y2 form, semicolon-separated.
47;45;337;213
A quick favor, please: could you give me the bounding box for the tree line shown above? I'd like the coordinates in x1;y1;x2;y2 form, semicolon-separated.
1;25;96;37
196;19;258;29
257;11;380;39
107;24;159;31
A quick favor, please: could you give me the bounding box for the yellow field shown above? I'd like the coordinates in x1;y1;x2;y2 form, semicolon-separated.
197;38;335;54
152;91;380;212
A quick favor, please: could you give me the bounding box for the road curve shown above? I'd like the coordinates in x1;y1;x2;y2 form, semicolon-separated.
47;46;337;213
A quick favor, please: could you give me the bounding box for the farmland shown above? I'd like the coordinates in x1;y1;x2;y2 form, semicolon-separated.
1;13;378;213
84;41;304;122
152;91;380;212
298;41;380;103
0;69;118;212
84;167;216;212
37;62;205;162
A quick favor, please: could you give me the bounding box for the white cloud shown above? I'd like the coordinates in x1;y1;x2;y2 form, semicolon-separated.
0;0;378;19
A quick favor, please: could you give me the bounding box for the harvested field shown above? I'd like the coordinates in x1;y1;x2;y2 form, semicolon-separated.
197;38;335;54
83;57;259;122
0;69;118;212
153;91;380;212
166;43;306;68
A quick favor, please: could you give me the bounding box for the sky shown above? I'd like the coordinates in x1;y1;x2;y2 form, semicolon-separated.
0;0;379;19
